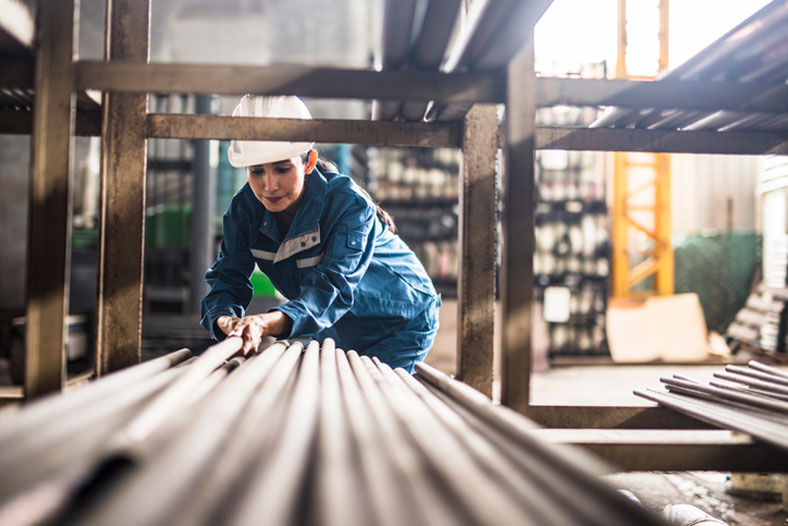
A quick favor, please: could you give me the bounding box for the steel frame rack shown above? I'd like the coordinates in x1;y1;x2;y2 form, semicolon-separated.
2;0;788;471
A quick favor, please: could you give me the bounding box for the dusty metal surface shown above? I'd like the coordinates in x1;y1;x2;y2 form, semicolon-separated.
501;42;536;413
75;61;504;103
146;113;462;147
96;0;151;375
456;104;497;396
534;126;788;155
24;0;77;398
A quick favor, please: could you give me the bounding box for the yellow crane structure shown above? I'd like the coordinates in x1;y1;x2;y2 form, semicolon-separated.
612;0;673;298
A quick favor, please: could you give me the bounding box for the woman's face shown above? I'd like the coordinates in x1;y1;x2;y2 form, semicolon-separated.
247;155;307;214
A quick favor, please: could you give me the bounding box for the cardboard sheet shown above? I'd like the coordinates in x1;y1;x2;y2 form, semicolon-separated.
606;293;710;362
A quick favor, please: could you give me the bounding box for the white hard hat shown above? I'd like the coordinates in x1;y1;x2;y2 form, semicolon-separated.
227;94;314;168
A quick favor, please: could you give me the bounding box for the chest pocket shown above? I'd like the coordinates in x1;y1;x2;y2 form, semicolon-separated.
346;230;365;251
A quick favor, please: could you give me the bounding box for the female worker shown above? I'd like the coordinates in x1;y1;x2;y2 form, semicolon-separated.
200;94;440;373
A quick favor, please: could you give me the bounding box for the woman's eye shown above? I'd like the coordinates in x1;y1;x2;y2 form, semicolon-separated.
276;167;290;174
251;169;263;176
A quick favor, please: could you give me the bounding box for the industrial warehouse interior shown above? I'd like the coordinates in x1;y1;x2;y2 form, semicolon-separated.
1;0;787;524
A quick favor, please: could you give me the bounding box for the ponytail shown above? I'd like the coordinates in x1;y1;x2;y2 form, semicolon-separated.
375;205;397;234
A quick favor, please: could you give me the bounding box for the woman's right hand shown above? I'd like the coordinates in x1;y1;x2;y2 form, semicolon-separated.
216;315;241;337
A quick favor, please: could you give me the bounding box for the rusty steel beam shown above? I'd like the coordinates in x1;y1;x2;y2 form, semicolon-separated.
456;104;497;396
24;0;77;398
95;0;151;375
75;61;504;103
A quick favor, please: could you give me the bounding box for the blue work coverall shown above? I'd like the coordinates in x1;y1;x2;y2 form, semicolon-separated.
200;168;441;372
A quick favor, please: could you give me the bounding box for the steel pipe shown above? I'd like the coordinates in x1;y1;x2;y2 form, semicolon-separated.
0;348;190;448
0;339;666;525
173;344;302;526
749;360;788;379
661;375;788;414
414;361;661;525
70;342;291;525
230;342;320;526
636;388;788;452
114;336;243;448
714;370;788;397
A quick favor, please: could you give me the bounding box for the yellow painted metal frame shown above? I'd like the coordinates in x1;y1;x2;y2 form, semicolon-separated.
612;0;673;298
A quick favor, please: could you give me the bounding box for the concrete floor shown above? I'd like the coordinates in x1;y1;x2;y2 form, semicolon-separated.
427;299;788;526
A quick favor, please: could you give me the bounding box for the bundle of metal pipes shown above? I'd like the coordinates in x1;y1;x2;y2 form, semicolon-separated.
636;360;788;452
592;0;788;132
372;0;552;122
0;338;664;525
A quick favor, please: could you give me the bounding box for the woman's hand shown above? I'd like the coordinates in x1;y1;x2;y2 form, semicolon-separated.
223;311;293;355
216;315;241;337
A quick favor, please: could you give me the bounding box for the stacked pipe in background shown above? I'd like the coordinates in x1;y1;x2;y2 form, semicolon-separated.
0;338;665;525
591;0;788;132
636;360;788;452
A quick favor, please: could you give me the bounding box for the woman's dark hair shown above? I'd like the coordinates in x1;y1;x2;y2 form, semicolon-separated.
301;151;397;234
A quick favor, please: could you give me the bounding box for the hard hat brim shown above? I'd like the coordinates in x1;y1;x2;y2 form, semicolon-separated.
227;141;314;168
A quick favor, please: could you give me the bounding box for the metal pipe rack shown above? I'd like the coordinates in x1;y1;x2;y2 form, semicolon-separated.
0;339;665;525
1;0;787;474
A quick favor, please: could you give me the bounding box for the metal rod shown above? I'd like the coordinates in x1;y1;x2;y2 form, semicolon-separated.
334;349;434;526
537;78;788;114
709;380;788;403
383;361;580;526
230;342;320;526
0;348;190;447
401;0;463;121
714;370;788;397
413;371;663;525
174;343;302;526
0;365;183;511
314;340;369;526
114;337;243;447
357;354;535;525
749;360;788;379
72;342;293;525
0;354;241;526
345;351;466;525
635;388;788;452
414;361;663;524
534;126;788;155
660;375;788;414
662;383;788;427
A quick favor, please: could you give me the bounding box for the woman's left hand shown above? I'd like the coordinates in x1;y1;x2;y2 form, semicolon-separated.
229;311;293;355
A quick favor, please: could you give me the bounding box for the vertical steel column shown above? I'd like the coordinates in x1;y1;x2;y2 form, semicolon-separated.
190;96;216;314
501;42;535;413
96;0;151;374
457;104;497;396
24;0;78;397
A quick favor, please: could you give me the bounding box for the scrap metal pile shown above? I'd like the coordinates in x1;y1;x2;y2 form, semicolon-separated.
636;361;788;452
0;338;663;525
